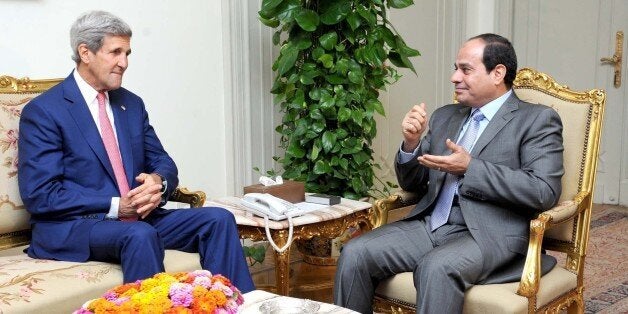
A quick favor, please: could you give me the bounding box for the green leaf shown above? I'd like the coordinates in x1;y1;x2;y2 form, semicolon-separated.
300;70;320;85
270;79;285;94
354;151;370;164
292;34;313;50
387;0;414;9
322;131;338;152
338;107;351;122
277;44;299;75
396;37;421;57
320;0;352;25
312;47;325;60
325;74;346;85
309;88;321;100
318;54;334;68
367;98;386;116
348;70;364;84
356;4;376;26
310;108;324;120
312;121;325;133
276;0;301;23
295;9;319;32
287;140;306;158
351;110;364;126
319;31;339;50
261;0;284;12
258;15;280;28
310;141;321;160
313;160;333;174
388;52;416;73
272;30;281;45
346;12;361;31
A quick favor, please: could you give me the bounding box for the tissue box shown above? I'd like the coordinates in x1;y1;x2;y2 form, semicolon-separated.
243;180;305;203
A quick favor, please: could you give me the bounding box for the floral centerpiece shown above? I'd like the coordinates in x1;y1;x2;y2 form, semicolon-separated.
74;270;244;313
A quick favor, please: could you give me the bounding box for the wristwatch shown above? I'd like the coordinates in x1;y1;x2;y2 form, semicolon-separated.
154;173;167;193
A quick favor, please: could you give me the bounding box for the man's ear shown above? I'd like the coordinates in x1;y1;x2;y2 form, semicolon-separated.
78;44;91;64
492;64;507;85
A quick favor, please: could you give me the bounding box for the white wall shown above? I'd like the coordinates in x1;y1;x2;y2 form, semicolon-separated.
0;1;231;197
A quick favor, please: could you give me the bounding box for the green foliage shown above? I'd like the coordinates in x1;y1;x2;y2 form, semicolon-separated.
242;243;267;266
260;0;419;199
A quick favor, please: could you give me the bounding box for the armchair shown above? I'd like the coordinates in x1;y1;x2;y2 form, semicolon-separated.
371;68;606;313
0;75;206;312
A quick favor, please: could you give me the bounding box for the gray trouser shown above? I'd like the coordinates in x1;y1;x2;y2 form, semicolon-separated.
333;206;483;314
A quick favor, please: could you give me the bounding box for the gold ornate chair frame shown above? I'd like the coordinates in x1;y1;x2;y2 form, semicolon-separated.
371;68;606;313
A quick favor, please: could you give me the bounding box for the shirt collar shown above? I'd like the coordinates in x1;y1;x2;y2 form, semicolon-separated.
73;69;108;106
476;89;513;121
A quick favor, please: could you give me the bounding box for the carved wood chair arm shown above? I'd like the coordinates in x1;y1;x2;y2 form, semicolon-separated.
371;190;421;228
168;187;207;208
516;191;589;297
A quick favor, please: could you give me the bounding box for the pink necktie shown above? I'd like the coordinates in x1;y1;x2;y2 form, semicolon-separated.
97;92;135;221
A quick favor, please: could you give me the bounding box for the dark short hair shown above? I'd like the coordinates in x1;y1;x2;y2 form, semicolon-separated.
469;33;517;88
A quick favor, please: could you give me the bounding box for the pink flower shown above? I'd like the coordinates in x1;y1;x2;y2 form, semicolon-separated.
169;283;193;307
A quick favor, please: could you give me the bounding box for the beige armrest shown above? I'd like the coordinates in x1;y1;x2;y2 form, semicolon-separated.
516;191;589;297
169;187;207;208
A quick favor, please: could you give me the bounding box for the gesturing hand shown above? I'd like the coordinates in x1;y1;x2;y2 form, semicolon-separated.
418;139;471;175
401;103;428;152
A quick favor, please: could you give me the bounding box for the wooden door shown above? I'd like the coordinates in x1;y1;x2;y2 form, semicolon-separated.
510;0;628;204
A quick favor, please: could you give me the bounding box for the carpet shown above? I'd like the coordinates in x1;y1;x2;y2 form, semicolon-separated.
550;204;628;313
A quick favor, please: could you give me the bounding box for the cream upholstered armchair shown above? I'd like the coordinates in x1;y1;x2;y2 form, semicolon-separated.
0;75;206;312
370;68;606;313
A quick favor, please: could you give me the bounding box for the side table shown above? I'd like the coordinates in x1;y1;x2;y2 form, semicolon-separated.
206;196;373;296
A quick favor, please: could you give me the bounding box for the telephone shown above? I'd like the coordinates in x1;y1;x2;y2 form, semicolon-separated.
240;193;299;220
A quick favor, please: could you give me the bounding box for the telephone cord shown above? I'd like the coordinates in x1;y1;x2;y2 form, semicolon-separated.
263;214;294;253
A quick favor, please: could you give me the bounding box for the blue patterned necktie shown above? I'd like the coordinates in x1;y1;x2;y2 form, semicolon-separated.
430;109;485;231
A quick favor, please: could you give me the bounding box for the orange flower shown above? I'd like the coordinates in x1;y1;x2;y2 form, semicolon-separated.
209;290;228;307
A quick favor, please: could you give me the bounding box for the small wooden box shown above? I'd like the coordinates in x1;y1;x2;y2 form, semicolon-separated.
243;180;305;203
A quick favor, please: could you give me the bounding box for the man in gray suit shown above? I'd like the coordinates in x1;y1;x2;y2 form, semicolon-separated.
334;33;563;313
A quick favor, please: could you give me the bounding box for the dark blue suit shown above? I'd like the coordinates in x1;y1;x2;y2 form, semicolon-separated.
17;73;254;292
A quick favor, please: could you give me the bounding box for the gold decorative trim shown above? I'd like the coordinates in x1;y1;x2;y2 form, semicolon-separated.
169;187;206;208
0;76;62;94
513;68;605;106
0;230;30;250
373;295;415;314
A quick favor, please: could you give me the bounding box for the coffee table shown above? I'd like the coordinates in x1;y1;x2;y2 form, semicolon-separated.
206;196;373;296
241;289;358;313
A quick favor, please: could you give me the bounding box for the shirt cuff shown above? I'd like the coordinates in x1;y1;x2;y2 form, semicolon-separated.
106;197;120;219
398;140;420;164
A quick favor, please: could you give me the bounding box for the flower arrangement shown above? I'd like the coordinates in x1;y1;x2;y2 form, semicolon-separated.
74;270;244;314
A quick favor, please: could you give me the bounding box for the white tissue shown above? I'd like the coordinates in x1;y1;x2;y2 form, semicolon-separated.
258;175;285;186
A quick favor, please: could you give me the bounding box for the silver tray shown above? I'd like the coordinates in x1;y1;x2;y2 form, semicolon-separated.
259;298;321;313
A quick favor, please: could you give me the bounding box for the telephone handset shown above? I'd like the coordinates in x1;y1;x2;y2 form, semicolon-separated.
240;193;299;221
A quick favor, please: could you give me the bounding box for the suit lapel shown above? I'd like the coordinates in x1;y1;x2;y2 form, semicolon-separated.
109;91;134;189
63;76;117;182
471;94;518;156
443;106;471;154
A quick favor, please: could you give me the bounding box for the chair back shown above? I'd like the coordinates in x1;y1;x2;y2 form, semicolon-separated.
512;68;605;248
0;76;62;249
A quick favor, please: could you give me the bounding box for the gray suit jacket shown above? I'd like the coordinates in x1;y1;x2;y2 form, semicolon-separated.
395;93;564;283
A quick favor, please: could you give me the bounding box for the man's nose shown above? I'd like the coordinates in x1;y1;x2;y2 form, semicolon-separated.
450;70;461;83
118;55;128;69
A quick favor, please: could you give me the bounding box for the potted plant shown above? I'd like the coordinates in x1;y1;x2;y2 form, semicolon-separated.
259;0;420;200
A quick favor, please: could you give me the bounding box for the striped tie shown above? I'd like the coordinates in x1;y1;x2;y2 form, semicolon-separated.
97;92;135;221
430;109;484;230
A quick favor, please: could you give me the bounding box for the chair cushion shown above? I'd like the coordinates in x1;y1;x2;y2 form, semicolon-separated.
0;245;201;313
375;266;577;313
